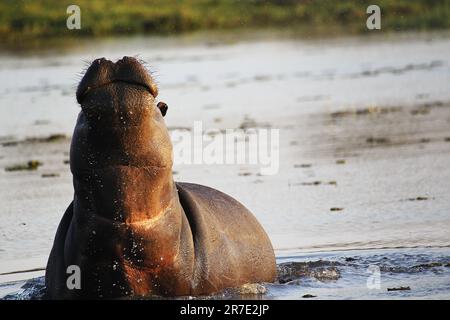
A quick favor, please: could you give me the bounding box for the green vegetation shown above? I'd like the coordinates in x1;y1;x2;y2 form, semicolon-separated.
5;160;42;172
0;0;449;43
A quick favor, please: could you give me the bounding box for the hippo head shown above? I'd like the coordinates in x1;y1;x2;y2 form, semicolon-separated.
72;57;172;171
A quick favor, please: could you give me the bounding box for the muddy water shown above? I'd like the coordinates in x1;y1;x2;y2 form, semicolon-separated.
0;30;450;299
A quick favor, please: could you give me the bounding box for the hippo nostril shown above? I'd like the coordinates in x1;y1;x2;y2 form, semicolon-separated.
77;57;158;103
118;56;136;64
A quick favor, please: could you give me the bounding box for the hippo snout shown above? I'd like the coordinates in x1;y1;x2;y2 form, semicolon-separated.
76;56;159;104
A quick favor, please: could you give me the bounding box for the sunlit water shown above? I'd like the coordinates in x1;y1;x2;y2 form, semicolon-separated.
0;30;449;299
2;248;449;300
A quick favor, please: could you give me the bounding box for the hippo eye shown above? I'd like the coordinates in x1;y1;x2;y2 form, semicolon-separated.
157;102;168;117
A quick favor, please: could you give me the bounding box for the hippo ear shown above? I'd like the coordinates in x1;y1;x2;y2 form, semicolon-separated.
157;102;168;117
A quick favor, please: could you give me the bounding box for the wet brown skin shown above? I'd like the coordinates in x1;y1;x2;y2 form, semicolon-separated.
45;57;276;299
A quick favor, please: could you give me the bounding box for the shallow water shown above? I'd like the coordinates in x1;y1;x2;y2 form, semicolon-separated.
0;30;450;299
2;247;449;300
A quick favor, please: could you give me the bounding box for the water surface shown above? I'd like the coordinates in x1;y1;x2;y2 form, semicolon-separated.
0;30;449;299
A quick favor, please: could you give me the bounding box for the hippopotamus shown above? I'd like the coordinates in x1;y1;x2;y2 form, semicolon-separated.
45;56;276;299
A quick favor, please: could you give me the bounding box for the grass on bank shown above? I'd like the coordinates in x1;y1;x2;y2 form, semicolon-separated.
0;0;449;43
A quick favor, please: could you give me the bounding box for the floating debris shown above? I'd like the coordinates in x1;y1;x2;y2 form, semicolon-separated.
336;159;346;164
63;159;70;164
413;262;442;269
352;61;443;78
239;115;271;130
387;286;411;292
299;181;336;186
294;164;312;168
302;294;317;298
408;196;429;201
301;181;321;186
366;137;390;144
5;160;42;172
411;106;430;115
238;172;252;176
206;130;221;136
253;74;272;82
1;134;68;147
331;106;401;118
41;173;60;178
330;207;343;212
41;134;66;142
2;141;18;147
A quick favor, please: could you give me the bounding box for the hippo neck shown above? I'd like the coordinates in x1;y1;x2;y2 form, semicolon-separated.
71;111;177;224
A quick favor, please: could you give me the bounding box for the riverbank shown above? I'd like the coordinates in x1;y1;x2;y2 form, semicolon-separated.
1;0;449;49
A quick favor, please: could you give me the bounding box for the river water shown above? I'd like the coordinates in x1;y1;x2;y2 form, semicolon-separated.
0;30;449;299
